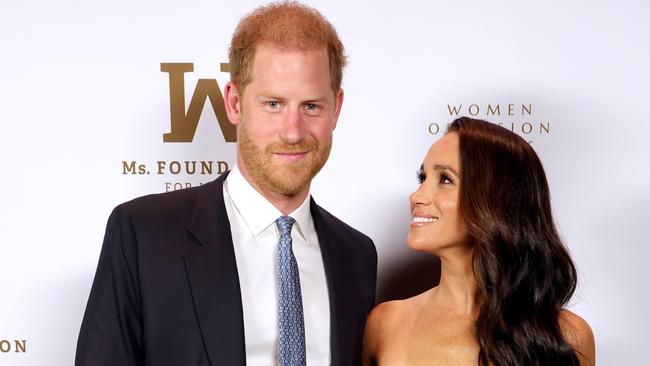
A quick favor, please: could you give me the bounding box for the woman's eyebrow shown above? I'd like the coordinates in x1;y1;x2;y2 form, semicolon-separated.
432;164;459;177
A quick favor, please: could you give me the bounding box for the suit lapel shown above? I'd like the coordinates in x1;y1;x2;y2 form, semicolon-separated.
182;181;363;365
184;172;246;366
311;199;359;365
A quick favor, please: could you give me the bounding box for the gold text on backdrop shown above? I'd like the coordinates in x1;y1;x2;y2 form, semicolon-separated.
0;339;26;353
161;63;236;143
447;103;532;116
428;103;551;144
121;160;229;176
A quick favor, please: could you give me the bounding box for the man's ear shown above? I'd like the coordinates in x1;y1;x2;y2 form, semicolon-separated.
224;81;242;125
331;88;344;130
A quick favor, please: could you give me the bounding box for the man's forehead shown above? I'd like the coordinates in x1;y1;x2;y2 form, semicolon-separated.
251;43;329;62
242;44;333;96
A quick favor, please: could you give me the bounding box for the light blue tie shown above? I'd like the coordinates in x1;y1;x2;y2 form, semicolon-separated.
276;216;306;366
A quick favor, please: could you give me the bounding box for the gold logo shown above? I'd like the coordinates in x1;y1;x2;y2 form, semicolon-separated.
161;63;236;143
0;339;26;353
118;63;236;192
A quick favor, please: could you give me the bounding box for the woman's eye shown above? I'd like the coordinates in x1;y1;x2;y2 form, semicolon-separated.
439;173;452;184
417;169;426;184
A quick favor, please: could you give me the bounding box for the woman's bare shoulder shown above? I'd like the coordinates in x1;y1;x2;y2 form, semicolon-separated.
369;288;434;327
560;309;596;366
363;288;436;365
363;300;402;365
365;299;410;337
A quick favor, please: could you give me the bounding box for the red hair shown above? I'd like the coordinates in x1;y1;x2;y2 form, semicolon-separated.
228;1;347;95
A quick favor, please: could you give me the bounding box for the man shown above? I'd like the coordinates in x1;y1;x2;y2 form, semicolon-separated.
75;2;377;366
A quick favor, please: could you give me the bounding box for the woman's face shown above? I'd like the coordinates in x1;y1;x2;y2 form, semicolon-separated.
406;132;469;253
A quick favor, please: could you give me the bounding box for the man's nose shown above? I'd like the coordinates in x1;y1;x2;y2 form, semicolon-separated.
279;107;306;144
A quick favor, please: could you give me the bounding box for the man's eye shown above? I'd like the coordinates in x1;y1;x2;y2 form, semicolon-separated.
267;101;279;108
305;103;320;111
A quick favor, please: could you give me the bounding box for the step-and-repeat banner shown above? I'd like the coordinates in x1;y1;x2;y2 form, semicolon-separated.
1;0;648;364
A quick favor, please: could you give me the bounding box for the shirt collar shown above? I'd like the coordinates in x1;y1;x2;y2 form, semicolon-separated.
224;165;313;242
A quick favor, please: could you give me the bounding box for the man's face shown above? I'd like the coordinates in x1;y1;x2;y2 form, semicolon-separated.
232;44;342;197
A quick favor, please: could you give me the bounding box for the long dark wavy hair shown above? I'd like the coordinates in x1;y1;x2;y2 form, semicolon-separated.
447;117;580;366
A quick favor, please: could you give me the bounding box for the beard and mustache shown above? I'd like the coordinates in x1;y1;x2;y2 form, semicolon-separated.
238;122;332;196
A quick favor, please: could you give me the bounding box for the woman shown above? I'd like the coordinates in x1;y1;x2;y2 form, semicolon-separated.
363;117;595;366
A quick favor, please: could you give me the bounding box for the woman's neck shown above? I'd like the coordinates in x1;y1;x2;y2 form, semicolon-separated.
432;246;479;315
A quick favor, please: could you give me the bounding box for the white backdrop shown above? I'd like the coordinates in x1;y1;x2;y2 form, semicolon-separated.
1;0;649;365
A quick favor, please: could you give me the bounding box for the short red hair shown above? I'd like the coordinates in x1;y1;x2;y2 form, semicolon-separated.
229;1;347;95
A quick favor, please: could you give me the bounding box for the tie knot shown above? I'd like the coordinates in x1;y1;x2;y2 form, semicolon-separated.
277;216;295;236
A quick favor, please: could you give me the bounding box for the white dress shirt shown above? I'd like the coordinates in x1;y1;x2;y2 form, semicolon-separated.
223;166;331;365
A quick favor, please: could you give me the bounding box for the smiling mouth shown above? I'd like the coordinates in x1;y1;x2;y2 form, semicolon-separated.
410;215;439;227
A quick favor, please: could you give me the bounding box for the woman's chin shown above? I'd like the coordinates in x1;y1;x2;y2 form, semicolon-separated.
406;235;437;253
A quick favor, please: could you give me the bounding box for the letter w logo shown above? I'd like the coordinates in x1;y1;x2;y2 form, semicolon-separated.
161;63;236;142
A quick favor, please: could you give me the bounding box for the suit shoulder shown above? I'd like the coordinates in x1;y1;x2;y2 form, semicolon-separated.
118;178;219;216
119;186;195;214
312;203;375;251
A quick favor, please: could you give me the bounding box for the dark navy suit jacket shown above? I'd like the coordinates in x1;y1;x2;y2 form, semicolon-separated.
75;172;377;366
